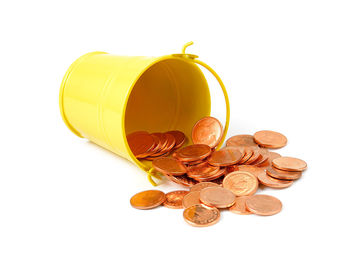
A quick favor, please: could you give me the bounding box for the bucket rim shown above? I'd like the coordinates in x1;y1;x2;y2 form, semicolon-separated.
121;54;211;172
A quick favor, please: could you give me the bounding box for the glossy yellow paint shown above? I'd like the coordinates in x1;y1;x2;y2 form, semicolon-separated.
59;42;230;185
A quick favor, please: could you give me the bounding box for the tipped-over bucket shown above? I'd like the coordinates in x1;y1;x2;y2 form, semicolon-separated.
59;42;230;184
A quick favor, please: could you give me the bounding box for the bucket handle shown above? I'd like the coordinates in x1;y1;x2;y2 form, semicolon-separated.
146;42;230;186
182;42;230;149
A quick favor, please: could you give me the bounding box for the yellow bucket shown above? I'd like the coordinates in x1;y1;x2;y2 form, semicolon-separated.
59;42;230;185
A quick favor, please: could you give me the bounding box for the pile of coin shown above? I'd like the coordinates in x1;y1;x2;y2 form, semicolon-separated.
127;130;186;160
129;116;307;227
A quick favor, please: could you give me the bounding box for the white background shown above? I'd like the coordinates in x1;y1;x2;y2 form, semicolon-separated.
1;1;349;258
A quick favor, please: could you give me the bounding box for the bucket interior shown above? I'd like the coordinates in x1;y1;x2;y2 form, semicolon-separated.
125;58;211;147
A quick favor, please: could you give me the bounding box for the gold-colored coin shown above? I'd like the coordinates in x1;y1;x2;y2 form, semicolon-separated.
223;171;258;196
130;190;165;210
183;204;220;227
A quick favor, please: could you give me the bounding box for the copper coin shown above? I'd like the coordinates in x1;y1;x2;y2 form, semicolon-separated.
257;172;293;189
182;191;201;208
256;148;270;165
238;148;253;164
192;116;223;148
223;171;258;196
147;133;169;158
244;147;261;164
127;132;155;158
152;133;168;152
148;134;162;155
200;187;236;208
266;166;302;180
143;151;171;161
226;134;258;147
163;190;189;209
256;151;281;169
269;152;282;161
229;165;265;178
187;163;220;180
190;182;220;192
195;167;227;182
272;156;307;172
152;157;187;176
183;204;220;227
207;147;243;167
229;196;252;215
174;144;212;162
254;130;287;149
165;174;198;187
245;194;282;216
163;133;176;152
167;130;186;149
130;190;165;210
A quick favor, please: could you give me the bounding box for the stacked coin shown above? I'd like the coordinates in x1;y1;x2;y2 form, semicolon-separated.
130;117;308;227
127;130;186;160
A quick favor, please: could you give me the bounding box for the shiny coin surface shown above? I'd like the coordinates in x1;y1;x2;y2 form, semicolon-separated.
229;196;252;215
245;194;282;216
257;151;282;169
127;132;155;158
164;174;198;187
226;134;258;147
182;191;202;208
200;187;236;208
223;171;258;196
244;147;261;164
229;165;265;178
266;166;302;180
253;130;287;149
152;157;187;176
272;156;307;172
207;147;243;167
149;133;168;156
167;130;186;149
174;144;212;162
183;204;220;227
163;190;189;209
190;182;220;192
257;172;293;189
192;116;223;148
238;148;253;164
130;190;166;210
163;133;176;152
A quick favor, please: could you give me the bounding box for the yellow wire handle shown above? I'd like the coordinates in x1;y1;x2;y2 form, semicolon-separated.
146;42;230;186
182;42;230;149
